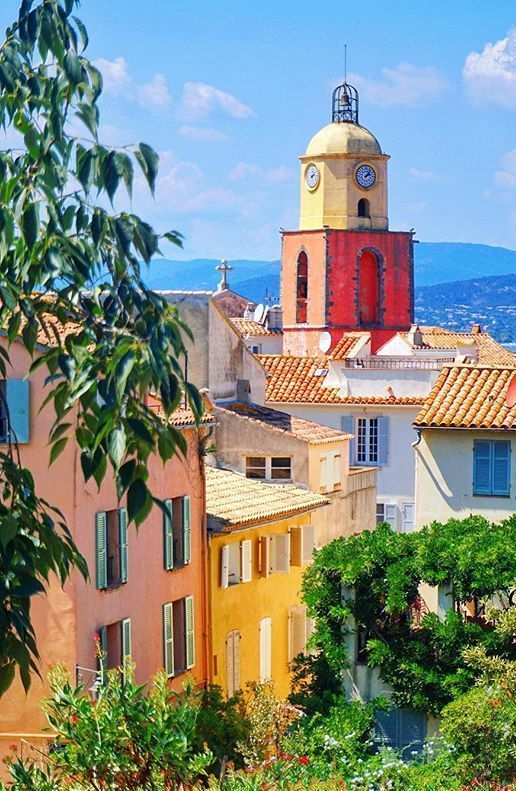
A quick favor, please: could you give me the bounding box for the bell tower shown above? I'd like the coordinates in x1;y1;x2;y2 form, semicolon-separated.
281;83;414;355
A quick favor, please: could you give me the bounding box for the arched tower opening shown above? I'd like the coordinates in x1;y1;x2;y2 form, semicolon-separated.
358;250;381;325
358;198;370;218
296;251;308;323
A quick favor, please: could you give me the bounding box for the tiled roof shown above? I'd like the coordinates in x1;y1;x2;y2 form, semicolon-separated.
231;318;283;337
205;466;328;531
217;401;352;444
415;366;516;430
399;326;516;366
258;354;426;406
330;333;369;360
167;407;216;428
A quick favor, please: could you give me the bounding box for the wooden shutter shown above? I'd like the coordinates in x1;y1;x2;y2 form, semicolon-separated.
341;416;355;465
182;496;192;564
271;534;290;574
320;454;330;492
6;380;30;444
492;442;510;496
332;453;341;488
226;630;241;697
259;535;270;577
401;503;414;534
185;595;195;669
163;498;173;570
118;508;128;583
290;527;302;567
385;504;397;530
220;545;230;588
288;605;307;662
473;441;491;495
240;539;252;582
377;417;389;465
302;524;316;564
121;618;131;681
163;603;174;677
399;710;426;755
259;617;272;681
95;512;107;590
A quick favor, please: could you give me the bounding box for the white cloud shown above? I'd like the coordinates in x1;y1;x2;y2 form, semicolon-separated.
349;63;449;107
495;148;516;188
178;125;229;142
93;56;132;96
229;162;262;180
137;74;172;110
180;82;255;120
463;28;516;108
409;168;450;184
229;162;294;183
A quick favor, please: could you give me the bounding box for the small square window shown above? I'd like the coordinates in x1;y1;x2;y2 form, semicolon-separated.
376;504;385;525
246;457;266;479
271;457;291;480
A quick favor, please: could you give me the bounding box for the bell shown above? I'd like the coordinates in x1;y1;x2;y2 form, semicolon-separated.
339;91;350;107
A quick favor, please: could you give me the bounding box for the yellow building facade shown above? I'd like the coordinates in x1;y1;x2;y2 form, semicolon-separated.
206;466;328;698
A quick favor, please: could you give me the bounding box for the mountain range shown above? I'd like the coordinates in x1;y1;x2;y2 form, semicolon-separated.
144;241;516;343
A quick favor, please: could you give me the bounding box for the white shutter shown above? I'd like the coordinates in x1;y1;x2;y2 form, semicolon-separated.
302;524;316;565
320;454;331;492
332;453;341;488
185;595;195;669
226;629;241;697
240;539;252;583
385;504;398;530
401;503;415;533
271;534;290;574
288;605;307;662
259;617;272;681
220;545;230;589
259;535;270;578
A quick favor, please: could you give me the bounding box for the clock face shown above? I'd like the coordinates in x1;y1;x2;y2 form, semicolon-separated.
305;163;320;190
355;164;376;189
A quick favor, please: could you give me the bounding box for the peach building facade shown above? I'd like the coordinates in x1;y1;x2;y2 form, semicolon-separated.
0;336;211;759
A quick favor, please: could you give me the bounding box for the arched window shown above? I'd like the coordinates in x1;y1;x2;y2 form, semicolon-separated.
296;251;308;323
358;198;370;218
358;250;381;325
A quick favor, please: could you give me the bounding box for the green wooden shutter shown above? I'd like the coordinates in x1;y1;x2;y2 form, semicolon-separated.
163;603;175;677
95;512;107;590
121;618;131;682
182;496;191;565
118;508;128;583
163;499;173;570
6;380;30;444
185;595;195;669
98;625;107;682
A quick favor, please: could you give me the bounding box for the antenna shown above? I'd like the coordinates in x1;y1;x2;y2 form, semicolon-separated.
319;331;332;354
253;303;265;323
344;43;347;84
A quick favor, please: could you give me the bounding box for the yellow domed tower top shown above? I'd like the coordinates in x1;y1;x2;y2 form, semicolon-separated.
299;83;389;231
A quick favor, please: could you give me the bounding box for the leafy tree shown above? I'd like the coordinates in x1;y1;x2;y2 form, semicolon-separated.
302;517;516;714
191;685;250;775
288;650;342;718
0;0;198;692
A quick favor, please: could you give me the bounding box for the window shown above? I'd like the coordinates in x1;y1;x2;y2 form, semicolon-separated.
163;496;191;570
98;618;131;676
356;417;389;465
401;503;415;533
374;708;426;758
376;503;397;529
296;251;308;323
290;524;316;566
245;456;292;481
163;595;195;678
259;617;272;682
220;540;253;587
356;627;371;664
251;344;262;354
358;249;381;325
0;379;30;444
358;198;370;218
226;629;241;696
473;440;511;496
95;509;128;590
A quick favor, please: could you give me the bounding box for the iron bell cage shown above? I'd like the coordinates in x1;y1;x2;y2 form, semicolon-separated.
332;83;359;124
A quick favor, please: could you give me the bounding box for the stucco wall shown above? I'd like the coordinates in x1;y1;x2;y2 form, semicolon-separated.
415;429;516;528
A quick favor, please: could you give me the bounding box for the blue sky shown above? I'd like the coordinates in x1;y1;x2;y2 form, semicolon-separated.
1;1;516;260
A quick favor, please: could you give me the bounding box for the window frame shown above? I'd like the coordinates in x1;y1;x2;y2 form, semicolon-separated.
473;439;511;497
245;455;292;482
357;417;379;464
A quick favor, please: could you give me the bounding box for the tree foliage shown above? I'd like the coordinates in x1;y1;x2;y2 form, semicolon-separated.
0;0;198;693
302;516;516;714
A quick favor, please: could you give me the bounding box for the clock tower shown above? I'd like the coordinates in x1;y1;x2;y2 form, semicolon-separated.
281;82;414;355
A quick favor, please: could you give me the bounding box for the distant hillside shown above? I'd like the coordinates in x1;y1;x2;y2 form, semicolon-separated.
414;243;516;286
415;274;516;344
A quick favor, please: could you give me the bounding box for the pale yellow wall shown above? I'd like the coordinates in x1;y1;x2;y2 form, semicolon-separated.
299;154;389;231
415;429;516;529
208;512;314;699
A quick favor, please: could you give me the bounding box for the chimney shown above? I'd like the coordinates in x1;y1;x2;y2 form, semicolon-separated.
267;305;283;330
471;323;481;334
407;324;423;347
236;379;251;404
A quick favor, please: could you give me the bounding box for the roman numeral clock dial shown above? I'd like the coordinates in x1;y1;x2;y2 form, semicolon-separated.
355;164;376;189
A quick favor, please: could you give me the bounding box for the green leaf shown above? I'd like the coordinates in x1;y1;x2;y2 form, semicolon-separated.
126;417;154;447
21;201;39;248
135;143;159;196
0;515;19;548
127;479;151;526
63;51;82;85
77;147;95;192
115;349;136;399
49;437;68;466
75;102;99;138
72;15;89;52
108;427;126;469
102;150;123;203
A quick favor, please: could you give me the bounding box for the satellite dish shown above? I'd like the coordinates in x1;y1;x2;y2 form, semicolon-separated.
506;373;516;409
253;303;265;323
319;331;332;354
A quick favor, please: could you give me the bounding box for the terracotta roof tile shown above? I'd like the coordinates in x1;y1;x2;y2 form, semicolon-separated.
217;401;352;444
415;365;516;429
205;466;328;531
258;354;426;406
330;333;369;360
231;318;283;337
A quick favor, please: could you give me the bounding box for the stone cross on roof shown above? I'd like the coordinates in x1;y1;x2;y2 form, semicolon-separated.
216;258;233;292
